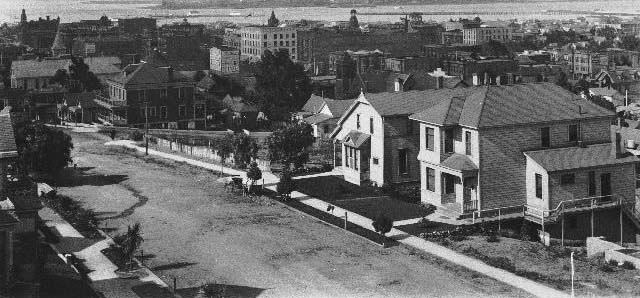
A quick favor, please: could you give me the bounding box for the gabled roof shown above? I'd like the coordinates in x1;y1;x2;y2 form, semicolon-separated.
11;59;70;79
84;57;122;75
364;87;476;116
302;95;326;113
524;143;637;172
410;96;465;126
0;111;17;155
411;83;615;129
324;99;355;118
342;130;370;148
63;92;101;109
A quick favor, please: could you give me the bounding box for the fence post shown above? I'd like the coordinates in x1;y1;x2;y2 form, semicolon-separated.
344;212;348;230
498;209;501;233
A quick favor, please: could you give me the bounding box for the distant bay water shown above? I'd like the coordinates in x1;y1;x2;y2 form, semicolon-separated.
2;0;640;25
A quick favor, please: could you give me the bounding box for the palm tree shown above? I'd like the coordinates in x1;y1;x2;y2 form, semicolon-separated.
121;223;144;271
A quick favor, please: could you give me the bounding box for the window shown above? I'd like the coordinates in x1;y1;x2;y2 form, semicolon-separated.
465;131;472;155
356;114;361;129
425;127;434;151
160;106;167;119
588;171;596;196
286;41;289;46
280;41;284;46
568;124;579;142
263;34;267;39
541;127;550;148
160;89;167;98
264;42;268;47
323;125;330;134
535;173;543;199
426;167;435;192
560;173;575;185
285;34;289;38
444;128;454;153
274;34;277;39
149;106;156;117
372;158;379;165
369;117;374;134
406;120;413;135
273;41;277;46
398;149;408;175
179;105;186;117
292;33;295;38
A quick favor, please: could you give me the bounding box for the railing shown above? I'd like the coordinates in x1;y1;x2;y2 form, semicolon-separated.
525;195;629;224
472;204;525;223
95;94;127;107
463;200;478;213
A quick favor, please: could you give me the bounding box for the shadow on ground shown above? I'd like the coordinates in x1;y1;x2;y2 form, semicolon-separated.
177;284;266;298
55;167;129;187
152;262;197;271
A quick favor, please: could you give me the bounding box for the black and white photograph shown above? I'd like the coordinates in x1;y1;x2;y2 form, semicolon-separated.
1;0;640;297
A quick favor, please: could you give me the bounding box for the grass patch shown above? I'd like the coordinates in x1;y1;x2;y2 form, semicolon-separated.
292;175;382;202
333;197;435;221
42;193;103;239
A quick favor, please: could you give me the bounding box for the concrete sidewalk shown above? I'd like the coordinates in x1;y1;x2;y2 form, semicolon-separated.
40;206;175;298
107;140;569;298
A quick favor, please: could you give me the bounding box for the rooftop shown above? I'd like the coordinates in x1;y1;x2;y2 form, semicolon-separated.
410;83;615;128
0;111;17;156
524;143;637;172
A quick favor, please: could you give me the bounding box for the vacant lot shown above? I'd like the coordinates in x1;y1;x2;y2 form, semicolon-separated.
55;131;530;298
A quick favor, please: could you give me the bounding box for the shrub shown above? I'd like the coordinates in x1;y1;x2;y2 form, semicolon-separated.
486;234;500;243
608;259;619;266
520;220;531;241
418;202;437;215
621;261;636;270
450;234;467;242
599;263;615;273
487;256;516;272
277;169;295;199
418;217;434;229
372;213;394;239
129;130;144;141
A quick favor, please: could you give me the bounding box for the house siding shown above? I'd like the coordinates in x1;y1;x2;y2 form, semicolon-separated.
479;118;612;210
384;116;420;184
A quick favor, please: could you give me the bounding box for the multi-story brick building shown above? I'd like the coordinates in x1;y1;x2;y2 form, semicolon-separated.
462;26;512;46
409;82;639;242
95;62;205;129
239;26;297;61
209;46;240;74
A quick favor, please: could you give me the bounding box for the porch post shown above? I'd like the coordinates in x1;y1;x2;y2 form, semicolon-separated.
591;199;595;237
620;199;624;245
561;214;565;247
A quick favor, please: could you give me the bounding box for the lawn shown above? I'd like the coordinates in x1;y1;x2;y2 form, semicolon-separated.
434;235;640;296
293;175;382;201
334;197;434;221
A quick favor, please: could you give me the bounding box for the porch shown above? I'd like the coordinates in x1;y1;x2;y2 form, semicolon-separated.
341;130;371;186
423;153;479;216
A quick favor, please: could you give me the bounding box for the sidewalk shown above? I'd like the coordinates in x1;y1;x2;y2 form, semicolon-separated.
40;207;175;298
106;140;569;298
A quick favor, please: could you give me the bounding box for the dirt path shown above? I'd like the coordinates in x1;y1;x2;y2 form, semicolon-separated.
56;131;530;298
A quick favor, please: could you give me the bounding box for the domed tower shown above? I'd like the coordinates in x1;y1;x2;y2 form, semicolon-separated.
20;9;27;24
349;9;359;29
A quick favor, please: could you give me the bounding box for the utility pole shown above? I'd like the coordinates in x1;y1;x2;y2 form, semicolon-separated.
145;100;149;156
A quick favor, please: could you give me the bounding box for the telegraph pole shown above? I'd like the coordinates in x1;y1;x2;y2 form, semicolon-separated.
145;100;149;156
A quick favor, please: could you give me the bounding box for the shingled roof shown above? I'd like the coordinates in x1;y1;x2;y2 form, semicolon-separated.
524;143;637;172
110;62;192;87
411;83;615;128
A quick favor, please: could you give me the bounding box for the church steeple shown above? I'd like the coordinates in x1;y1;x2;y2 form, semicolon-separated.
20;9;27;24
51;24;66;57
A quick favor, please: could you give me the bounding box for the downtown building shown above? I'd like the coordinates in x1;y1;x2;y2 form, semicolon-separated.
239;26;298;61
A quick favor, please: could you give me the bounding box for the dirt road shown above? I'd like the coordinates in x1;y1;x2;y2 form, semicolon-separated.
57;131;528;298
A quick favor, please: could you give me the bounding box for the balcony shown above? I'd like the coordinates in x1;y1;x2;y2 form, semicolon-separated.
95;94;127;108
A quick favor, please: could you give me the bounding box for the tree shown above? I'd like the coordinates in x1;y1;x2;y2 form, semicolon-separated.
268;122;315;169
121;223;144;271
231;133;258;168
246;161;262;193
372;213;393;246
276;169;294;200
14;123;73;175
215;134;234;175
621;35;640;51
51;69;69;87
267;10;279;27
479;40;509;57
253;50;312;121
69;56;101;92
408;12;423;24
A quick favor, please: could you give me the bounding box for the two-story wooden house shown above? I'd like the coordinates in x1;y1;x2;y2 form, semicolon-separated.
95;62;205;129
410;82;640;242
330;88;478;186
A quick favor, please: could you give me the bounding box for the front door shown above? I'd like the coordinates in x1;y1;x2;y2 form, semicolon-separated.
601;173;612;200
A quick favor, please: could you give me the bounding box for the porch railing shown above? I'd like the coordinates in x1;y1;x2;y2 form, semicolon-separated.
525;194;629;224
472;204;525;223
463;200;478;213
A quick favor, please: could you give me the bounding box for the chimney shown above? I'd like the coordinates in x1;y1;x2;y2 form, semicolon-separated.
472;73;479;86
46;16;50;21
612;131;623;158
